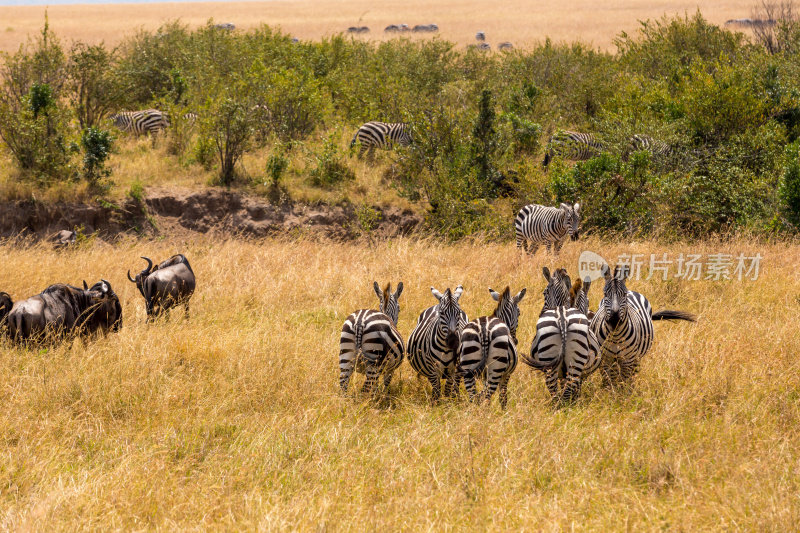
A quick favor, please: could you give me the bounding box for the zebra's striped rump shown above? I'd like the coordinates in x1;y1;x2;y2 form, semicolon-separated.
514;202;581;255
339;281;405;394
543;130;605;167
111;109;170;136
350;121;412;156
407;285;468;402
523;306;600;403
458;317;517;408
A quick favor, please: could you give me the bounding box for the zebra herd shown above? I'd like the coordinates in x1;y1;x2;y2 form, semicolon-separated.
543;131;674;168
339;202;696;406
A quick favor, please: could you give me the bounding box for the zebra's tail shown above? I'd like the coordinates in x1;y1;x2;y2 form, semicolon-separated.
651;310;696;322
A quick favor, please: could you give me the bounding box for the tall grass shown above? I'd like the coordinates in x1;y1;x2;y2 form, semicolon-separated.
1;236;798;529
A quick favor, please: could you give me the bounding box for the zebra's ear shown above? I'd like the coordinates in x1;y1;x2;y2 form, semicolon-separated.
573;202;580;213
542;267;551;281
514;288;527;303
583;277;592;294
602;264;612;281
489;288;501;301
616;265;630;281
453;285;464;300
373;281;383;303
431;287;444;301
394;282;404;300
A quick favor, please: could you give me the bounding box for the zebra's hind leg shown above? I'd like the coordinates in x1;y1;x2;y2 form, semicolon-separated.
482;368;502;405
463;371;479;402
544;368;561;401
600;359;623;389
515;232;528;252
443;371;459;399
619;359;640;384
361;363;381;395
427;376;442;404
339;351;357;394
498;374;511;410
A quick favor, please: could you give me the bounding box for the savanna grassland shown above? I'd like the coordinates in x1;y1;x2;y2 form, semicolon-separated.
2;236;800;530
0;0;760;53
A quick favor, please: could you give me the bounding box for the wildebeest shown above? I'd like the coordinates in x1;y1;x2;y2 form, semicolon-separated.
498;41;514;51
385;24;400;33
214;22;236;31
127;255;196;320
412;24;439;33
7;281;121;342
347;26;370;34
0;292;12;326
52;229;77;248
475;31;486;41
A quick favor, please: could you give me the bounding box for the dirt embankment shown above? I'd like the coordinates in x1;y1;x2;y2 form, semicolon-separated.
0;188;422;242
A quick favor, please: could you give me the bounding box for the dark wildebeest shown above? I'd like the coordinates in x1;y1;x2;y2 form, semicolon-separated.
0;292;12;326
7;281;122;342
128;255;196;320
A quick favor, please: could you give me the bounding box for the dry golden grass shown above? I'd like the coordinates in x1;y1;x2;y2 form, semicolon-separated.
1;235;799;529
0;0;761;53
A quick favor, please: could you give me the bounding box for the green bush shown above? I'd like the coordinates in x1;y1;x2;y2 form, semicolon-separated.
780;142;800;228
81;127;113;189
310;136;355;187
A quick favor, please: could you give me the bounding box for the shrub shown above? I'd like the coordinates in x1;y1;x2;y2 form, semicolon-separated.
310;136;355;186
81;127;113;190
67;42;124;129
780;142;800;228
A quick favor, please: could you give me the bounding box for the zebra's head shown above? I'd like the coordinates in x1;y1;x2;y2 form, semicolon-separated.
431;285;464;351
489;286;526;343
373;281;403;325
398;124;413;146
601;264;629;329
541;267;571;313
570;276;592;317
559;202;581;241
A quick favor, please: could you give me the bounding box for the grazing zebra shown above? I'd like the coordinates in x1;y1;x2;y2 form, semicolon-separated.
543;131;605;168
514;202;581;255
458;287;526;408
523;267;601;403
591;265;696;387
339;282;405;394
627;134;672;159
110;109;169;136
350;122;412;156
407;286;468;402
498;42;514;51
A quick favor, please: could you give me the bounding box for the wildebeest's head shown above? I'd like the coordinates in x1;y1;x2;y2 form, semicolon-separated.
431;285;464;351
559;202;581;241
489;286;526;343
85;280;123;332
541;267;571;313
373;281;403;325
601;264;630;330
127;257;154;298
0;292;12;323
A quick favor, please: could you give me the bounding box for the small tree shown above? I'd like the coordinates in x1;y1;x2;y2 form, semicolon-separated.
201;96;254;185
67;42;124;129
780;143;800;228
471;89;502;196
81;127;113;190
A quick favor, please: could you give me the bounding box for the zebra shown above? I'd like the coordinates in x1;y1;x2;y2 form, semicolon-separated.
110;109;170;136
457;287;526;409
407;286;468;402
523;267;601;403
591;264;696;387
514;202;581;255
626;134;672;160
543;131;605;168
339;282;405;394
350;122;412;157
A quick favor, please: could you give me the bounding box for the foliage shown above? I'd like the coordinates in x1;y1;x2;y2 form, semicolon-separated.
81;127;113;189
67;42;124;128
780;141;800;227
310;135;355;187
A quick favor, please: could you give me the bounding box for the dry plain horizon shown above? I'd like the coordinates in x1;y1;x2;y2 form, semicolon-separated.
0;0;762;53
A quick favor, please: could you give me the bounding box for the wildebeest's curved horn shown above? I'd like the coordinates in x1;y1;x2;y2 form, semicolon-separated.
141;257;153;275
127;270;136;282
83;280;88;290
101;279;111;293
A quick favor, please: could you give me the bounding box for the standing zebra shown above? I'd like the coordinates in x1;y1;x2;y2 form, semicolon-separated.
523;267;601;403
110;109;170;136
458;286;526;409
350;122;412;157
514;202;581;255
543;131;605;168
591;265;696;387
407;286;468;402
339;282;405;394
